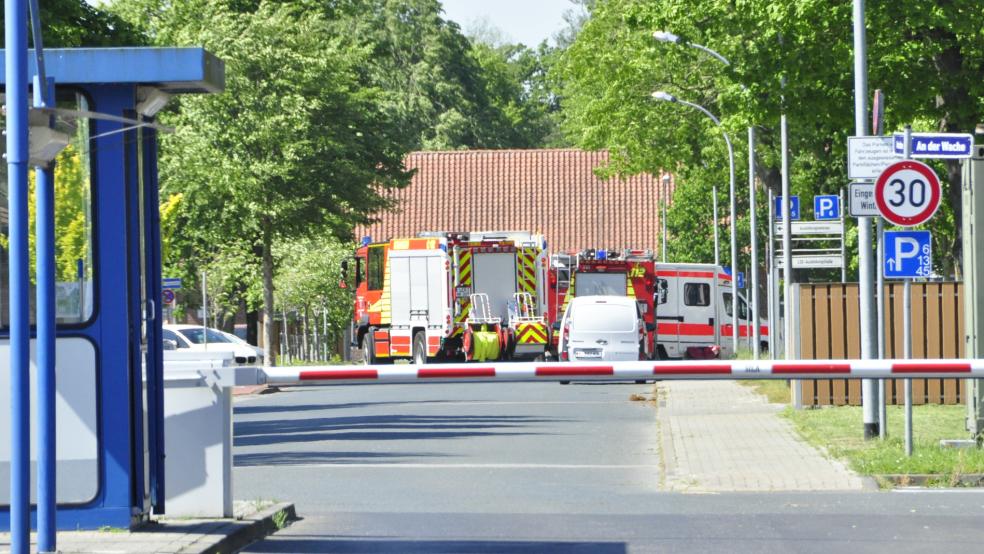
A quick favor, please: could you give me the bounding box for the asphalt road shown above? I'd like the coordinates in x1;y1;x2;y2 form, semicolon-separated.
233;381;984;553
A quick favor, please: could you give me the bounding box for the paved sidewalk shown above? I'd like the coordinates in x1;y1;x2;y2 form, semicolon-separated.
657;381;869;492
0;501;293;554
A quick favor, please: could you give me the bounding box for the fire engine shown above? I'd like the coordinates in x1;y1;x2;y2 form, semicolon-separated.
350;231;551;364
549;249;659;359
548;252;769;359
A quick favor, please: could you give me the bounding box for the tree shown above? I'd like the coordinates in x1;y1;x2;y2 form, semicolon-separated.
555;0;984;278
116;1;411;364
0;0;144;47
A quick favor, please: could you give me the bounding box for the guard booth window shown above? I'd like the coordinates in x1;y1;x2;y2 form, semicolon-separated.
0;90;95;328
683;283;710;306
367;245;385;290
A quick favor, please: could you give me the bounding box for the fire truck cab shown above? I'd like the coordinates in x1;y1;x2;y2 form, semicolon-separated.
552;249;659;360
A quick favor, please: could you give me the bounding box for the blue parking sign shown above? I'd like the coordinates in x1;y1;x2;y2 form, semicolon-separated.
774;196;800;220
884;231;932;279
736;272;745;289
814;195;840;220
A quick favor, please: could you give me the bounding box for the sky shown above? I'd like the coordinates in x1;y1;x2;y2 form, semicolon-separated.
440;0;575;47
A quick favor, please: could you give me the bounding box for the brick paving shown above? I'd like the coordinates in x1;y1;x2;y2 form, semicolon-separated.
657;381;867;492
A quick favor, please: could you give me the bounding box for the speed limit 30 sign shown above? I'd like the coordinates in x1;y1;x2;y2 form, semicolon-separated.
874;160;942;227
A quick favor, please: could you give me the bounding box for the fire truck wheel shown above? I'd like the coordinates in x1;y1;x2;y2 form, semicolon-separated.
412;332;428;365
364;328;377;365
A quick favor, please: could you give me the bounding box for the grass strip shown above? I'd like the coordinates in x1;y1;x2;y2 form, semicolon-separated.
782;404;984;483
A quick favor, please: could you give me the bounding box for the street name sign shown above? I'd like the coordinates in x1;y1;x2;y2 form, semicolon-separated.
848;136;898;179
774;195;801;220
848;182;878;216
893;132;974;159
814;195;840;220
774;255;844;269
875;160;942;226
162;277;183;290
774;221;842;235
884;230;932;278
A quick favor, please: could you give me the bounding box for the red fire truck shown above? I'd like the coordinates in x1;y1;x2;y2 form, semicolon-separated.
549;249;659;359
349;232;551;363
547;251;769;359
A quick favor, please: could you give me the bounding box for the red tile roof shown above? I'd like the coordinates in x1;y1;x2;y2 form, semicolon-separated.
356;149;671;253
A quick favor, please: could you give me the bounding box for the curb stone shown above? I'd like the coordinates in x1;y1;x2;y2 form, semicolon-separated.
198;502;296;553
875;474;984;488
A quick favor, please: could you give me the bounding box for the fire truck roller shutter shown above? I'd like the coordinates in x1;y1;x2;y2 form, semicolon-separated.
472;252;517;323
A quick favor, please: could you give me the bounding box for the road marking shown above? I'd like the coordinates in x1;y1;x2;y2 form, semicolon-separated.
236;463;661;470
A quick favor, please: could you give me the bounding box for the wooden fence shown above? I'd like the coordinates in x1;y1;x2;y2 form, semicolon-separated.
796;282;965;406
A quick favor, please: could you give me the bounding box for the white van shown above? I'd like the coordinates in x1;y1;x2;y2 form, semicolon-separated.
653;263;769;359
557;295;647;362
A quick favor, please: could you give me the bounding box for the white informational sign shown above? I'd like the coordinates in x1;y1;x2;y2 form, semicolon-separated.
848;182;879;216
774;255;844;269
774;221;842;236
874;160;942;227
848;136;898;179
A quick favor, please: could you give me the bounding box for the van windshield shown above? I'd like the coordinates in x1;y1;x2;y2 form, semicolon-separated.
573;302;636;332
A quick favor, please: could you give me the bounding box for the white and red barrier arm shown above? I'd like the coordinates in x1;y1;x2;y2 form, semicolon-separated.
260;359;984;386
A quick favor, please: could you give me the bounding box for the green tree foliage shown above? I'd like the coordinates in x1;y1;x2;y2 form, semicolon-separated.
0;0;144;47
112;0;412;362
556;0;984;278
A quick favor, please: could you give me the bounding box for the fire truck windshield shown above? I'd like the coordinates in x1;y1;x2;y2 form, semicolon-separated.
575;272;627;296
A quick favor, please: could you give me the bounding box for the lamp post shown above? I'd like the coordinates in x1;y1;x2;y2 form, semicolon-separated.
661;174;670;262
652;91;738;354
653;31;744;356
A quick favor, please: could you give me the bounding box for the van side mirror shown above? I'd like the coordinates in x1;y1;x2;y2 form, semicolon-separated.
163;338;178;351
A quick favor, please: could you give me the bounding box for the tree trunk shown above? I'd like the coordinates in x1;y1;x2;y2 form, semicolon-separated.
245;298;259;346
261;219;276;367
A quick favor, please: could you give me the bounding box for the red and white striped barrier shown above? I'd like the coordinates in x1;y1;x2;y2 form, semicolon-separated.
260;359;984;386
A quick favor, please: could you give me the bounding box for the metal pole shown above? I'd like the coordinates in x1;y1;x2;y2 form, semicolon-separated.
35;76;58;554
713;185;721;350
662;175;669;262
713;186;720;269
854;0;879;439
727;133;739;357
840;189;847;283
749;127;760;359
904;278;913;456
781;115;800;408
878;217;887;439
202;271;208;348
767;189;776;361
6;0;31;549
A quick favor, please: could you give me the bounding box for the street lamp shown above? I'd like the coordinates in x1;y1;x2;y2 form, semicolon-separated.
654;31;751;356
651;91;739;354
652;31;731;66
661;174;670;262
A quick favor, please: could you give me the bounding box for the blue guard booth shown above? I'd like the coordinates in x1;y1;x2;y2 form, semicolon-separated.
1;47;224;529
